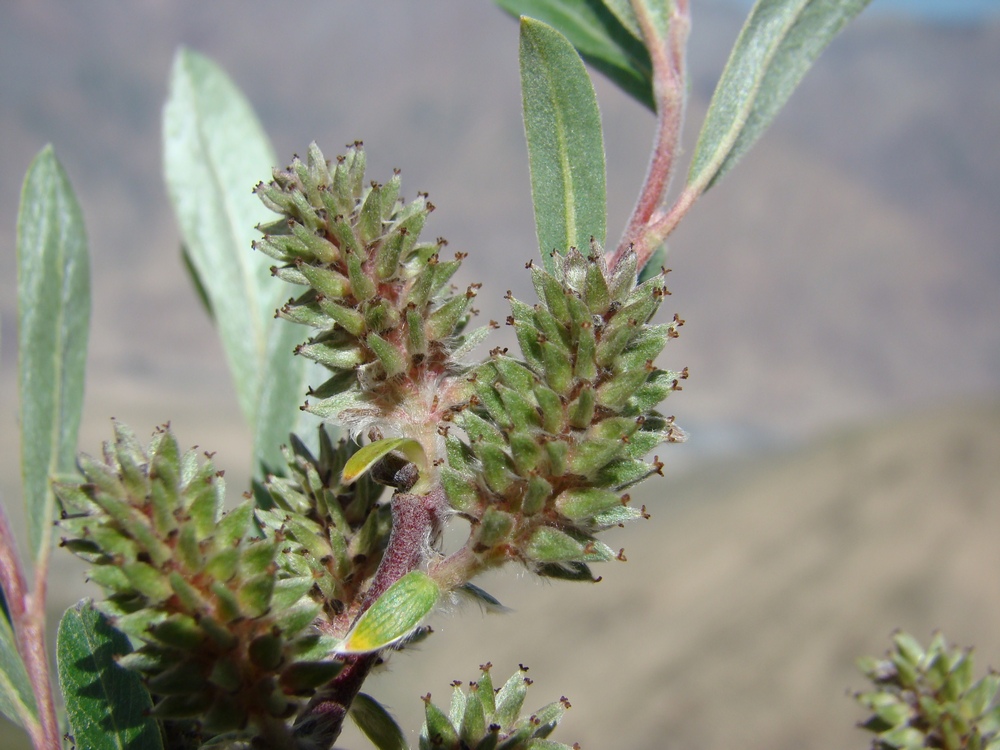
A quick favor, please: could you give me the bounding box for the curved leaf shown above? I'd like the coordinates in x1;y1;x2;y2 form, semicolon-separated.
164;48;306;475
349;693;408;750
57;601;163;750
342;437;427;485
0;605;36;731
688;0;872;193
253;321;318;475
338;572;439;654
520;17;607;272
16;145;90;569
497;0;652;109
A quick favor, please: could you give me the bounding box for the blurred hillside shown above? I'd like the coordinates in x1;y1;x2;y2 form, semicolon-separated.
343;399;1000;750
0;2;998;458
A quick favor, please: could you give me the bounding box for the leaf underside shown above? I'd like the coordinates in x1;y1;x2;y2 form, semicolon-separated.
688;0;873;192
16;145;91;571
163;48;312;477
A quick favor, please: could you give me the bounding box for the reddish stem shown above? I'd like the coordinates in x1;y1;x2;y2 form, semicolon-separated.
295;486;446;748
611;0;692;271
0;504;60;750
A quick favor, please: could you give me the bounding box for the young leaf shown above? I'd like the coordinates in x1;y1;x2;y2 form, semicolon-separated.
520;17;607;272
342;438;427;485
17;145;90;570
688;0;872;193
338;572;439;654
496;0;653;109
0;606;37;731
350;692;408;750
164;48;305;475
57;601;163;750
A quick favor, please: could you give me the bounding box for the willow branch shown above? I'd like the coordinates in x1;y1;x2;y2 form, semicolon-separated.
612;0;692;271
0;502;59;749
295;484;446;748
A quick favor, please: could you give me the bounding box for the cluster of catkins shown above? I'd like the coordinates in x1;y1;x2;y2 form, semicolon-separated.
254;141;481;434
256;142;686;582
56;421;386;740
856;632;1000;750
446;245;686;581
56;142;684;747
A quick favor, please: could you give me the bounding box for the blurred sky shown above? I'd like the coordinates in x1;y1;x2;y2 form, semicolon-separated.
724;0;1000;21
868;0;1000;19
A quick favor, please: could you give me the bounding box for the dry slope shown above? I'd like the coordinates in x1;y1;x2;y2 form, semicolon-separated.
353;400;1000;750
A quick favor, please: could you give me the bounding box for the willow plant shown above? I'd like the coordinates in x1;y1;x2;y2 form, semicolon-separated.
1;2;875;748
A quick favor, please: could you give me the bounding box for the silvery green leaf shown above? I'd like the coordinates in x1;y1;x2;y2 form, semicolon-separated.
497;0;652;109
0;601;36;730
17;146;90;569
164;49;309;476
57;601;163;750
520;18;607;272
339;572;440;654
688;0;872;192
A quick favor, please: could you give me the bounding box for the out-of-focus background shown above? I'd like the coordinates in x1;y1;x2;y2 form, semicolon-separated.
1;1;999;748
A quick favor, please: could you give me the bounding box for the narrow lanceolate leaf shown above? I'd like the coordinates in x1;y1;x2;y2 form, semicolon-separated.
350;692;408;750
253;322;318;475
338;572;439;654
496;0;652;109
164;48;305;474
57;601;163;750
342;438;427;485
17;146;90;569
0;605;37;730
688;0;872;193
520;17;607;272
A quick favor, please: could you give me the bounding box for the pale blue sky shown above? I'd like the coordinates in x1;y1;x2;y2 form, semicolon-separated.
874;0;1000;20
726;0;1000;22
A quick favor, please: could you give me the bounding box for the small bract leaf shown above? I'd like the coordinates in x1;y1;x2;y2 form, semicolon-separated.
423;695;459;749
338;571;440;654
342;438;427;485
460;685;487;745
457;583;509;614
494;669;529;728
893;631;926;667
350;692;408;750
526;527;587;563
279;660;345;694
